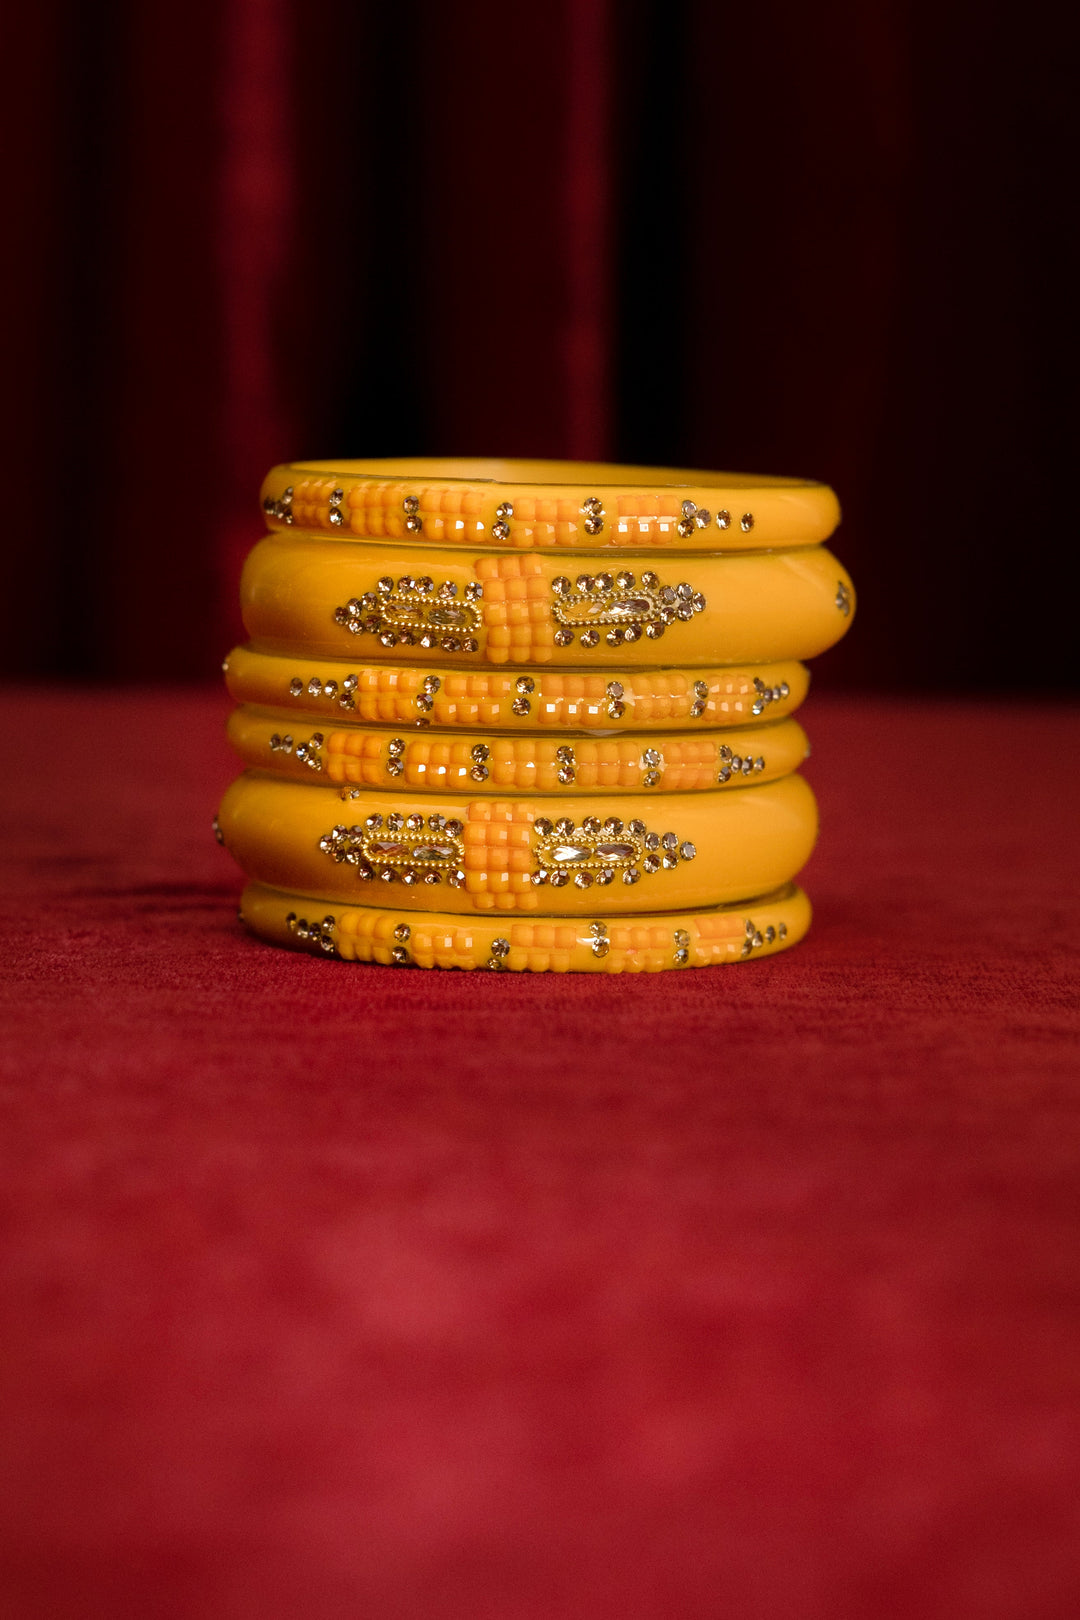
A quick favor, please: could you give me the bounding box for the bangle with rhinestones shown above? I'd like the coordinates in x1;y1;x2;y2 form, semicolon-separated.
238;879;812;972
226;706;809;794
259;459;840;551
241;535;855;666
223;644;809;730
216;772;818;915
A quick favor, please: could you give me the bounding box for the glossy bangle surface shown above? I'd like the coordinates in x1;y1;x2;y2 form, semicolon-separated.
216;771;818;915
223;643;809;730
241;535;855;666
227;705;809;794
239;880;812;972
260;458;840;551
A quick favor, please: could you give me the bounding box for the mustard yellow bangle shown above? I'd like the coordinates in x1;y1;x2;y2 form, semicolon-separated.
216;772;818;915
241;534;855;666
238;880;812;972
223;643;809;730
260;459;839;552
227;705;809;794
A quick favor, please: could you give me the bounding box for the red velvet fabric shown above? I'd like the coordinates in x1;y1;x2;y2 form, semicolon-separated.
4;1;1073;693
3;688;1079;1617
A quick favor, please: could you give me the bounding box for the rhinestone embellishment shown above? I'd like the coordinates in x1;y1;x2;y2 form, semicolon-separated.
269;730;324;771
741;916;787;957
581;495;605;536
318;815;466;887
676;500;714;539
550;570;704;648
262;485;295;524
530;815;696;887
285;911;337;954
403;494;423;535
333;576;482;652
750;676;791;718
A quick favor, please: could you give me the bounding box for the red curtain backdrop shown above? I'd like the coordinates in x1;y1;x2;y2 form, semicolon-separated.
2;0;1073;689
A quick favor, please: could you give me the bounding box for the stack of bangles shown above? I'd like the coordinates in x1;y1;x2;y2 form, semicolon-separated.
217;458;855;973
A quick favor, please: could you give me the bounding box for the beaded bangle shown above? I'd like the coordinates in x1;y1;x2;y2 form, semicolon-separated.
259;459;839;551
227;706;809;794
223;644;809;730
241;535;855;667
215;771;818;915
238;880;812;972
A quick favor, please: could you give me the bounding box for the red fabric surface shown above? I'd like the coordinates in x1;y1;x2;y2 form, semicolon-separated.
2;689;1079;1618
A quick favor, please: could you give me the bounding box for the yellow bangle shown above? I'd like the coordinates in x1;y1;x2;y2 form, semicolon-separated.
239;880;812;972
259;458;840;552
227;705;809;794
241;534;855;666
223;643;809;729
216;771;818;915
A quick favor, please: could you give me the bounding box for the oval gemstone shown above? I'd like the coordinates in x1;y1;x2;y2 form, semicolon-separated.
551;844;593;863
595;842;635;861
607;597;653;619
427;607;470;628
411;843;458;861
368;840;407;858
